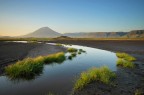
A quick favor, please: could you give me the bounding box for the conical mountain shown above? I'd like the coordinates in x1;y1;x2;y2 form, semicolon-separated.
23;27;61;38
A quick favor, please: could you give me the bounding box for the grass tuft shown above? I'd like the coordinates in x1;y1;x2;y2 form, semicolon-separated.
116;58;135;68
78;51;81;54
67;48;78;53
79;49;86;53
74;66;116;91
5;52;66;79
71;53;77;57
44;52;66;63
116;52;136;68
5;57;44;79
68;56;73;60
56;43;63;46
116;52;136;61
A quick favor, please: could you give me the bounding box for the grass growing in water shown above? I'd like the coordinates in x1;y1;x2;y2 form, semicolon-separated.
56;43;63;46
116;58;135;68
68;56;73;60
5;52;66;79
67;48;78;53
79;49;86;53
116;52;136;68
78;51;81;54
71;53;77;57
44;52;66;63
5;57;44;79
74;66;116;91
116;52;136;61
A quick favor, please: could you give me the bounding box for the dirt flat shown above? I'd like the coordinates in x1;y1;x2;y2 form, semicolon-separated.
49;40;144;95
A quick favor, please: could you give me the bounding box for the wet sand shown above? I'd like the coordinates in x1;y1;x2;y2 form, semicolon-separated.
49;40;144;95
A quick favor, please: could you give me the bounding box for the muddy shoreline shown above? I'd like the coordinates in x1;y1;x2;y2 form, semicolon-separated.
48;40;144;95
0;42;66;74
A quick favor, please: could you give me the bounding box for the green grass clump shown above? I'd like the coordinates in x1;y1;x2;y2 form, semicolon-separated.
79;49;86;53
74;66;116;91
5;57;44;79
56;43;63;46
68;56;73;60
67;48;78;53
116;52;136;68
71;53;77;57
78;49;86;54
116;52;136;61
44;52;66;63
78;51;81;54
5;52;66;79
116;58;135;68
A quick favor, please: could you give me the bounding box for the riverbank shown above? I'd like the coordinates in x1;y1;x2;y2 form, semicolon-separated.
49;40;144;95
0;42;66;74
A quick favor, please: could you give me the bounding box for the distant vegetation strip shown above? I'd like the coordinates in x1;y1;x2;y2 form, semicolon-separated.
0;37;144;42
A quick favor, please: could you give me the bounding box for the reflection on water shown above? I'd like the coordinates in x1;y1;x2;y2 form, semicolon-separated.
0;43;118;95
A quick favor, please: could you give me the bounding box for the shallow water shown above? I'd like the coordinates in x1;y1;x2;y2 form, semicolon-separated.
0;43;118;95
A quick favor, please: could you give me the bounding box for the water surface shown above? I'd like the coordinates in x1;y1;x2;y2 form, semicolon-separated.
0;43;117;95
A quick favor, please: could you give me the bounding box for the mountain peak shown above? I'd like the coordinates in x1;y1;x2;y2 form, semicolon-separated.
23;27;61;38
39;27;51;30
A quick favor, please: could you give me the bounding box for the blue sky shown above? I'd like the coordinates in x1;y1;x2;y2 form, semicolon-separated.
0;0;144;36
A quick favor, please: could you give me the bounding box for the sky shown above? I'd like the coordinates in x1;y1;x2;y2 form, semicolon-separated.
0;0;144;36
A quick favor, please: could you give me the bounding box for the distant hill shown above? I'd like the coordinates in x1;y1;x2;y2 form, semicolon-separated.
64;30;144;38
23;27;61;38
63;32;128;38
19;27;144;38
126;30;144;38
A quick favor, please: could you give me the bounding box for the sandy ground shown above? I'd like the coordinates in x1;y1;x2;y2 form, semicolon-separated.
0;42;66;74
49;40;144;95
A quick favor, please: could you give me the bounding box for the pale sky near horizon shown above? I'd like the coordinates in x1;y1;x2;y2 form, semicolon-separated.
0;0;144;36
